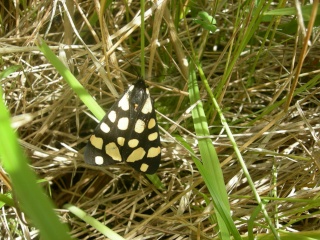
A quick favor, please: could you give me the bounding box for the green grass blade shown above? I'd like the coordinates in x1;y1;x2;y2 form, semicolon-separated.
188;62;241;240
195;62;280;239
215;1;272;99
65;204;126;240
36;37;106;121
0;82;71;239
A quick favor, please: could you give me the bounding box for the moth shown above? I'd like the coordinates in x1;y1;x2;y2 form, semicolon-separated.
84;79;161;174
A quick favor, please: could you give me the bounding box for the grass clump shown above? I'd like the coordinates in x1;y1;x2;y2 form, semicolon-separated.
1;1;320;239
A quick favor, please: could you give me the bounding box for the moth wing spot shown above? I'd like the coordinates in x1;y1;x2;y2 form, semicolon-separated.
100;122;110;133
108;110;117;123
117;137;125;146
148;132;158;141
148;118;156;129
118;117;129;130
118;94;130;111
140;163;149;172
95;156;104;165
105;142;122;161
126;147;146;162
128;85;134;92
90;135;103;150
128;139;139;148
134;119;146;133
141;97;152;114
147;147;161;158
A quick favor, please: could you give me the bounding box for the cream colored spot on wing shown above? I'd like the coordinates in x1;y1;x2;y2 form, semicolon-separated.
148;118;156;129
95;156;104;165
118;117;129;130
108;110;117;123
134;119;145;133
105;142;122;161
128;85;134;92
117;137;125;146
126;147;146;162
147;147;161;158
140;163;149;172
148;132;158;141
90;135;103;150
128;139;139;148
100;122;110;133
118;94;129;111
141;97;152;114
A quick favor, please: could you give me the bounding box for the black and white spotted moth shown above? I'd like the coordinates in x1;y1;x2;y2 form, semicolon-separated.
84;79;161;174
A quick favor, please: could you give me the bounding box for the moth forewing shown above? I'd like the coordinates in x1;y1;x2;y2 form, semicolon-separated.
124;101;161;174
84;79;161;174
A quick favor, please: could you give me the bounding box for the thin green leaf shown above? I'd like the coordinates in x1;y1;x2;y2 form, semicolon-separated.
0;80;71;240
193;11;217;32
36;37;106;121
188;61;241;240
65;204;126;240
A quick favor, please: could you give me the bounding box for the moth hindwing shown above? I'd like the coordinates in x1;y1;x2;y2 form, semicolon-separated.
84;79;161;174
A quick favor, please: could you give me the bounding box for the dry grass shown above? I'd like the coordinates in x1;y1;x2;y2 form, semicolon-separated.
1;0;320;239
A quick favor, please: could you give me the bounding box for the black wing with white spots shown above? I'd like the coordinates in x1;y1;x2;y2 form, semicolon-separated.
84;79;161;174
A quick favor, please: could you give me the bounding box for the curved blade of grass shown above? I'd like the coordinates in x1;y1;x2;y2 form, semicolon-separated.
0;65;22;79
188;61;241;240
0;83;71;239
264;4;317;20
195;62;280;239
36;37;106;120
65;204;125;240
